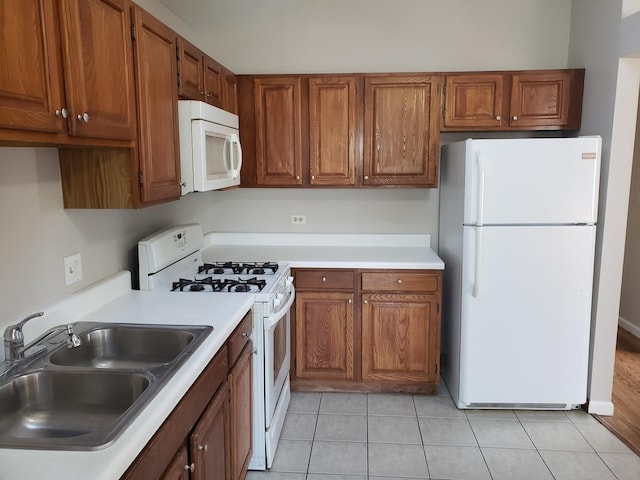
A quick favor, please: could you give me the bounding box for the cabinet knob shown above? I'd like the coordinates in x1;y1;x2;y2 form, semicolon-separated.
184;463;195;472
242;332;249;337
198;444;208;452
77;112;90;123
397;279;403;284
55;108;68;119
181;181;187;187
363;300;368;304
311;175;315;180
348;298;352;304
512;115;518;121
322;276;327;283
364;175;369;180
200;91;206;95
495;115;501;121
296;175;300;180
207;92;213;98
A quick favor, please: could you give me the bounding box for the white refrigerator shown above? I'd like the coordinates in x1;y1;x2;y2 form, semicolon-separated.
438;137;601;409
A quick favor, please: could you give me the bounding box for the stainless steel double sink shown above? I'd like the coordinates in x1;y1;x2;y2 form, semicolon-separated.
0;322;212;450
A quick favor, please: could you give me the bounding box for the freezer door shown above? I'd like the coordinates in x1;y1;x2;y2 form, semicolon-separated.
458;225;595;407
463;137;601;225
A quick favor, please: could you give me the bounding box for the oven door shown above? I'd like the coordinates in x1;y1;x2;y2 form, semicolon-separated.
263;285;294;428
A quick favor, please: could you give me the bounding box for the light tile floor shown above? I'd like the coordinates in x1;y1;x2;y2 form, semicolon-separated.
247;384;640;480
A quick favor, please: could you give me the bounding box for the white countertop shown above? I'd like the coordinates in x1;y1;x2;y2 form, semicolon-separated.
0;272;254;480
202;232;445;270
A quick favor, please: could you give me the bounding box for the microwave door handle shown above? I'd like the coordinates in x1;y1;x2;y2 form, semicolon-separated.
232;134;242;178
222;135;231;174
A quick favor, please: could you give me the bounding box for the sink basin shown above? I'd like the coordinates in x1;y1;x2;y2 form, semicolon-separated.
0;370;150;449
0;322;212;450
49;325;197;369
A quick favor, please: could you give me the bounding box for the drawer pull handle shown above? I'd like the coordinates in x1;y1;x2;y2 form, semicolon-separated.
397;279;403;284
322;276;327;282
198;444;208;452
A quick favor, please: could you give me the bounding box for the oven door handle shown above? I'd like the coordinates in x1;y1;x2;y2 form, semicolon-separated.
264;288;295;330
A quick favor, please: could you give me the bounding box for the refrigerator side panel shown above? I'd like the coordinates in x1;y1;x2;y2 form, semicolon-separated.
438;140;469;404
458;225;596;408
463;137;601;225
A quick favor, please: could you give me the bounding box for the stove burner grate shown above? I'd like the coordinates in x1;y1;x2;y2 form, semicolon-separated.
198;262;279;276
172;277;226;292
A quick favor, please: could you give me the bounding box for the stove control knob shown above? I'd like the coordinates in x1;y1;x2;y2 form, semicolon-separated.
274;293;284;307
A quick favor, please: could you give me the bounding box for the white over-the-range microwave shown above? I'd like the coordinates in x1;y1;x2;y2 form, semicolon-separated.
178;100;242;195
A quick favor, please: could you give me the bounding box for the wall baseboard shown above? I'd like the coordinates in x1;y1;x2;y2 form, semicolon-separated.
619;316;640;338
587;400;615;416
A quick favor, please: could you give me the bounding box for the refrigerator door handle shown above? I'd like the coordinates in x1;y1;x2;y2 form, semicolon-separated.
476;152;486;225
472;227;482;298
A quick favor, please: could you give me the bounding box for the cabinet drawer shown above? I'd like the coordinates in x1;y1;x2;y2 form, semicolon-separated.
361;272;439;292
228;310;253;367
295;270;354;290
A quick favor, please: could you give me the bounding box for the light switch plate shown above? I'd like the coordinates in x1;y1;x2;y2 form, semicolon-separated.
64;253;82;286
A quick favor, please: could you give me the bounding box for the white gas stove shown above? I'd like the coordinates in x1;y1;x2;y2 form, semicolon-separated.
138;224;294;471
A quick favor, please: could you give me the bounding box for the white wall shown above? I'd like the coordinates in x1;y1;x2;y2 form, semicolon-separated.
568;0;640;414
159;0;572;74
620;99;640;334
0;0;572;331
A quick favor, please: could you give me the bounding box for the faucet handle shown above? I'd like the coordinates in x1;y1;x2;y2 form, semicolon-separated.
4;312;44;362
4;312;44;343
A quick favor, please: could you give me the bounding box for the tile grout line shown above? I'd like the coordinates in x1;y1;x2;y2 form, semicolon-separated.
516;413;558;480
413;393;432;480
465;409;495;480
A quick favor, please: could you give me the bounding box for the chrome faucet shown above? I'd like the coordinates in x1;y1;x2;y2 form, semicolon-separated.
66;324;82;348
3;312;44;362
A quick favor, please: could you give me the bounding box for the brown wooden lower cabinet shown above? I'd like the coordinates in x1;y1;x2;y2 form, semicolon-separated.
123;312;253;480
295;291;355;380
292;269;441;393
189;382;230;480
159;443;190;480
229;343;253;480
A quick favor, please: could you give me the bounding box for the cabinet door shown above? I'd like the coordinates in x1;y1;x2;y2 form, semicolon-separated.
361;293;439;383
254;77;303;186
229;343;253;480
363;75;440;186
309;76;357;186
0;0;66;134
132;7;181;204
159;443;190;480
295;292;355;380
177;37;205;101
191;382;230;480
443;74;505;129
509;71;572;128
204;57;223;107
58;0;137;140
223;68;238;114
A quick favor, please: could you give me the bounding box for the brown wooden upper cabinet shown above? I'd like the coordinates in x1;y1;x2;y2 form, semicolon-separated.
442;69;584;131
363;75;441;187
0;0;137;142
177;37;223;108
58;5;181;208
254;77;304;186
309;76;357;186
222;68;239;115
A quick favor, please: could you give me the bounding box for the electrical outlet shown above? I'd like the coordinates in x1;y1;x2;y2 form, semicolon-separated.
64;253;82;286
290;215;306;225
